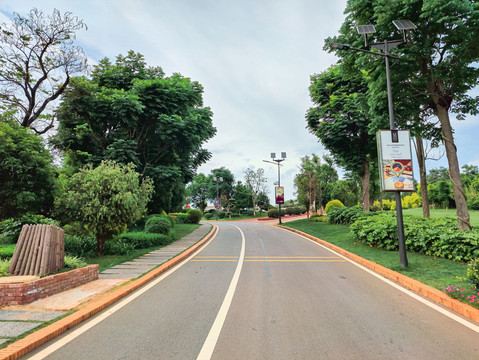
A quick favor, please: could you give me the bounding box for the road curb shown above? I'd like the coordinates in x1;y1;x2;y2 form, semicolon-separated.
0;224;217;360
277;224;479;324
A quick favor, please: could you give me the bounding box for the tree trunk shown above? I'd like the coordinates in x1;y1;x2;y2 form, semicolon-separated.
434;102;471;230
414;135;430;218
360;158;370;211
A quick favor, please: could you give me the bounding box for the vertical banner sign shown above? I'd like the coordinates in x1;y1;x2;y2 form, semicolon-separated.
215;197;221;210
377;130;414;192
275;186;284;204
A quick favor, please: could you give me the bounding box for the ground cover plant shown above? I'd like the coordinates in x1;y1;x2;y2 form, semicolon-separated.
283;217;478;310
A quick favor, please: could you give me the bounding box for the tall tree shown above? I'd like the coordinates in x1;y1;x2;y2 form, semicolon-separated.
53;51;216;212
330;0;479;229
0;8;87;134
294;155;322;214
0;121;56;219
244;168;267;216
187;173;210;212
207;167;235;207
306;65;375;211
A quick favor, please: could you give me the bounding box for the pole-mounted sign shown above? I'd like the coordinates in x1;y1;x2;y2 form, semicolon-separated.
377;130;414;192
275;186;284;205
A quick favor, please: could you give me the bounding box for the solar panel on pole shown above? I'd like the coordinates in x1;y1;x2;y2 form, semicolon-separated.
356;25;376;35
392;20;416;31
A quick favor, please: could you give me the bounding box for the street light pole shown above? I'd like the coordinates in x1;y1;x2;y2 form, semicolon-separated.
331;20;416;268
264;152;286;224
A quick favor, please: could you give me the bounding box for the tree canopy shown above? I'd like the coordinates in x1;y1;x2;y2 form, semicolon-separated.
53;51;216;212
0;8;87;134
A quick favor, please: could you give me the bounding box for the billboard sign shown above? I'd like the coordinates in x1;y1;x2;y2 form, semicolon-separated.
275;186;284;204
377;130;414;192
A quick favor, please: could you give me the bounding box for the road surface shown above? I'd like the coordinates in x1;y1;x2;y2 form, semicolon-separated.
25;221;479;359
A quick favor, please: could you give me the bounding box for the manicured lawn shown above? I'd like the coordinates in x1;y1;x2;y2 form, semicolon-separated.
88;223;200;272
403;207;479;227
283;219;472;295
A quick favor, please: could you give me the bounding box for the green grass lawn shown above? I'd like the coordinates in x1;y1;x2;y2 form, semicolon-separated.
86;223;200;272
283;219;474;304
404;207;479;227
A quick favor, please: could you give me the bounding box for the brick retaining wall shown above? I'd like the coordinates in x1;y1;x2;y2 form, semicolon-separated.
0;265;99;306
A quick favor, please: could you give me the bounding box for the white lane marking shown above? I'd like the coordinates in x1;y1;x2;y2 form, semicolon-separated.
196;224;246;360
25;227;219;360
297;233;479;334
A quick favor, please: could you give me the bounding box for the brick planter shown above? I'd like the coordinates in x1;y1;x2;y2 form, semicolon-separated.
0;265;99;307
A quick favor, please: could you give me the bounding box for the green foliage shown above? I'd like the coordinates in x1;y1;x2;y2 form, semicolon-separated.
204;212;214;220
53;52;216;212
0;214;59;244
350;213;479;262
0;258;11;276
310;214;328;223
466;259;479;288
64;234;97;258
64;256;87;270
109;231;174;254
325;199;345;214
0;244;15;259
328;206;368;225
268;208;279;218
0;122;57;219
169;213;190;224
57;160;153;256
402;193;422;209
187;209;203;224
218;210;226;219
144;216;171;235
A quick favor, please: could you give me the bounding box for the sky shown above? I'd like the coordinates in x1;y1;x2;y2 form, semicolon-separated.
1;0;478;205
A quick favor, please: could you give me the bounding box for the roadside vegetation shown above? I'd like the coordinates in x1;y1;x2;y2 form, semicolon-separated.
284;206;479;310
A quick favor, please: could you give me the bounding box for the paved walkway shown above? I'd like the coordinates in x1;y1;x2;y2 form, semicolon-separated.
0;223;212;348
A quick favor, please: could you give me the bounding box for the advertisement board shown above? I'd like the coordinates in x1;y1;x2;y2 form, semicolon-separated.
275;186;284;204
377;130;414;192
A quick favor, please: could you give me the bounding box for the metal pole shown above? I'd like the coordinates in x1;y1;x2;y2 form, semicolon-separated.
385;41;408;268
278;161;282;224
215;177;219;221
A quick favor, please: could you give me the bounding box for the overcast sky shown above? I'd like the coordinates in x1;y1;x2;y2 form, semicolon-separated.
1;0;478;204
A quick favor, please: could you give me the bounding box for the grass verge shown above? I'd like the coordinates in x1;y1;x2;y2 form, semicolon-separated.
283;219;478;308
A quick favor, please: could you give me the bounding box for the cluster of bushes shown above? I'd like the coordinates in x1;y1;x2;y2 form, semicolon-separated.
310;213;328;222
327;206;370;225
372;193;422;211
349;212;479;262
0;214;59;244
170;209;203;224
268;206;305;218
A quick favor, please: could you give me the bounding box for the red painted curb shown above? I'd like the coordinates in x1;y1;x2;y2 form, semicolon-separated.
277;224;479;324
0;224;217;360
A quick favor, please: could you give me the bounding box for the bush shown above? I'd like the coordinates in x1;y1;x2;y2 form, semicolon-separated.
325;200;345;214
0;244;15;259
286;207;295;216
0;214;59;244
204;212;214;220
268;208;279;218
187;209;203;224
64;255;87;270
0;258;11;276
145;216;171;235
218;210;226;219
169;213;190;224
467;259;479;288
64;234;97;258
310;214;328;222
117;231;173;249
350;213;479;261
328;206;368;225
402;193;422;209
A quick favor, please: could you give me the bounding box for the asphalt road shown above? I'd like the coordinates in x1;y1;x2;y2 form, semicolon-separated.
25;221;479;359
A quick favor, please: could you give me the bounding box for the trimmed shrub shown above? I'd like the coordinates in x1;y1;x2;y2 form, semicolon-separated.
204;212;214;220
218;210;226;219
187;209;203;224
145;216;171;235
169;213;190;224
286;207;295;216
311;214;328;223
325;200;345;214
268;208;279;218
